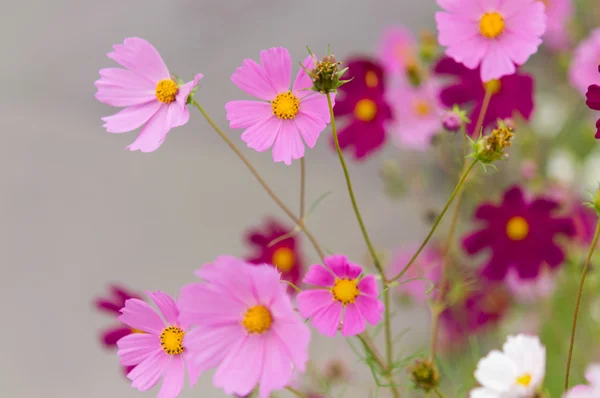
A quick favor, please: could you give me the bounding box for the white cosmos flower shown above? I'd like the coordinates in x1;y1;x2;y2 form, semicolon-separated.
471;334;546;398
564;364;600;398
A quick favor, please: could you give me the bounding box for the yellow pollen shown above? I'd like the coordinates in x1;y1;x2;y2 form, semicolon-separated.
483;79;502;95
506;216;529;241
354;98;377;122
413;99;431;117
365;70;379;88
155;79;179;103
479;12;505;39
242;305;273;334
271;92;300;120
331;279;360;305
271;247;295;273
516;373;532;387
130;328;144;334
160;326;184;355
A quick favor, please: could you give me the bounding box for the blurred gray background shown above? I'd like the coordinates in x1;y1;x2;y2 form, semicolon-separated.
1;1;437;397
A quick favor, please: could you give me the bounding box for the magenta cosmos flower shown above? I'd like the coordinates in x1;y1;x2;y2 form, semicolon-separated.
332;58;392;160
225;48;332;165
543;0;573;51
376;26;418;77
244;217;304;288
436;0;546;82
586;78;600;139
435;57;534;135
569;29;600;95
117;291;198;398
178;256;310;398
95;38;203;152
296;255;384;337
387;81;443;150
463;186;575;280
387;245;441;303
95;284;142;349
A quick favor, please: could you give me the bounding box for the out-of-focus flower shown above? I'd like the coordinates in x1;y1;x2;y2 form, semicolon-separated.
117;291;197;398
408;358;440;393
505;268;555;303
520;159;538;180
179;257;310;398
471;123;515;164
435;0;546;81
244;218;303;289
95;37;203;152
442;105;470;132
464;186;575;280
297;255;384;337
387;81;443;150
435;57;534;135
565;364;600;398
322;359;350;384
569;29;600;95
332;59;393;159
586;81;600;139
546;150;577;184
225;47;333;165
376;26;422;84
387;245;441;303
542;0;573;51
471;334;546;398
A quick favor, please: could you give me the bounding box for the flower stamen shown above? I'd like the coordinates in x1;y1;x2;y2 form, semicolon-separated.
155;79;179;103
242;305;273;334
271;92;300;119
506;216;529;241
271;247;295;273
354;98;377;122
331;279;360;305
516;372;532;387
479;12;505;39
160;326;184;355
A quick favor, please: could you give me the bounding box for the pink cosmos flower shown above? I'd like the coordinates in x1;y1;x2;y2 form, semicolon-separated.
116;291;198;398
542;0;573;51
178;256;310;398
565;364;600;398
436;0;546;82
387;245;442;303
225;48;333;165
387;81;443;150
95;37;203;152
376;26;418;77
569;29;600;95
296;255;384;337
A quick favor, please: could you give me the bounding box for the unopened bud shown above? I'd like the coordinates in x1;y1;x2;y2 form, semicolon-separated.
472;124;515;164
408;358;440;392
306;48;351;94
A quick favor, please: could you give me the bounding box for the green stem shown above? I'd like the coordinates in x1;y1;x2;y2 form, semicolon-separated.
191;99;326;262
285;386;307;397
565;219;600;391
433;387;446;398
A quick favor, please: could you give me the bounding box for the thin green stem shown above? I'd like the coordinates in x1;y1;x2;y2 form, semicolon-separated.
433;387;446;398
285;386;307;397
357;333;387;371
300;158;306;220
191;100;326;262
565;219;600;391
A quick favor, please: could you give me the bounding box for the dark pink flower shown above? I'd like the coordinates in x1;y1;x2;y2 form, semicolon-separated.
434;57;534;135
463;186;576;280
586;77;600;139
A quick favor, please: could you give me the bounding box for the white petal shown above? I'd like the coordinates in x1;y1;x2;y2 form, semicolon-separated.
503;334;546;388
469;387;501;398
474;350;517;392
586;364;600;386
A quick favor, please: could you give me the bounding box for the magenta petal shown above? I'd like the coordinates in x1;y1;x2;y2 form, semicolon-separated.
101;101;162;133
107;37;170;82
260;47;292;94
355;295;384;325
226;100;273;129
118;333;161;366
297;290;334;318
325;255;362;279
232;58;278;101
342;303;366;336
102;326;132;347
241;116;282;153
119;298;165;335
303;264;335;287
271;321;310;371
157;356;185;398
128;349;169;391
146;291;179;326
213;335;264;396
258;334;293;398
272;120;305;165
357;275;379;297
310;301;343;337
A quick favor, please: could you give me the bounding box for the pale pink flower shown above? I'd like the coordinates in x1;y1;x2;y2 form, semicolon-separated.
178;256;310;398
436;0;546;82
116;291;199;398
296;255;384;337
225;48;332;165
376;26;418;75
95;38;203;152
387;245;441;303
569;29;600;95
387;81;443;150
505;268;555;303
565;364;600;397
542;0;574;51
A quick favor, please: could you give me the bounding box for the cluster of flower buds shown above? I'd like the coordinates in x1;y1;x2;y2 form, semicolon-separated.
307;49;352;94
471;119;515;164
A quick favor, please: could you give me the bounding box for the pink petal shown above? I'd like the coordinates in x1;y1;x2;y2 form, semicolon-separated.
96;68;154;91
194;256;258;306
107;37;170;82
292;54;317;98
183;351;202;387
94;82;156;108
260;47;292;94
258;334;294;398
342;303;366;336
293;111;325;149
248;264;283;306
272;120;305;165
355;295;384;326
127;102;188;152
240;115;282;153
480;43;516;82
310;301;343;337
157;357;185;398
504;1;546;37
297;290;334;318
146;291;179;326
357;275;379;297
175;73;203;109
213;335;264;396
326;255;362;279
118;333;161;366
271;320;311;371
436;12;480;48
500;31;543;66
445;35;489;70
437;0;483;16
178;283;246;328
184;325;245;372
299;93;332;122
302;264;335;287
101;101;162;133
119;298;165;335
232;58;278;101
225;100;273;129
101;326;132;346
128;349;169;391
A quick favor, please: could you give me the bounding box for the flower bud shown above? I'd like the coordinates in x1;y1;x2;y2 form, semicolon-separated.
471;123;515;164
306;49;351;94
407;358;440;392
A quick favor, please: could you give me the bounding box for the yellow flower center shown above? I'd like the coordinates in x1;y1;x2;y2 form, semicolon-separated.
479;12;505;39
516;372;532;387
271;247;295;273
155;79;179;104
354;98;377;122
483;79;502;95
271;92;300;120
331;279;360;305
413;99;431;117
506;216;529;241
365;70;379;88
160;326;184;355
242;305;273;334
